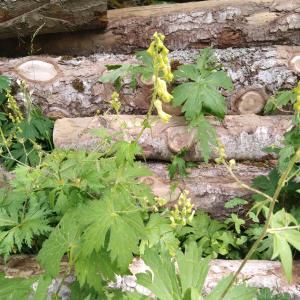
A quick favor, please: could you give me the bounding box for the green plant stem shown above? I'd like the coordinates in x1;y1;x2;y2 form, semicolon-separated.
267;225;300;232
135;60;159;143
221;148;300;299
223;162;274;203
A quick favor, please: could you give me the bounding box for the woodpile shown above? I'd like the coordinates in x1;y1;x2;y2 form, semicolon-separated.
0;0;300;56
1;0;300;294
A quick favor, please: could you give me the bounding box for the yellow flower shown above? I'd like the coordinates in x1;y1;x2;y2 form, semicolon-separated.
294;82;300;95
157;78;173;103
154;99;171;123
293;95;300;112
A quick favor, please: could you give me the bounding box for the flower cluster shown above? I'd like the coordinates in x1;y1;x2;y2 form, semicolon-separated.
152;196;168;212
110;91;121;114
6;89;23;124
215;141;227;164
169;190;195;227
147;32;173;123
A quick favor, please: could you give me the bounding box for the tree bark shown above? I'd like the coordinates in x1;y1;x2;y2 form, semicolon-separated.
1;46;299;118
145;162;271;219
2;255;300;299
0;0;107;40
53;114;292;162
0;0;299;56
0;160;270;219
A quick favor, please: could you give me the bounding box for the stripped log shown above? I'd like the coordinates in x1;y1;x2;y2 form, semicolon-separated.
1;47;299;118
145;162;271;219
0;0;107;40
1;255;300;298
53;114;292;161
1;0;300;56
0;160;270;219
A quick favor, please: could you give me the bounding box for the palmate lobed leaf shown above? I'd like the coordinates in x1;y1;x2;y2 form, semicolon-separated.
81;192;145;272
0;202;51;259
0;273;36;300
37;211;80;277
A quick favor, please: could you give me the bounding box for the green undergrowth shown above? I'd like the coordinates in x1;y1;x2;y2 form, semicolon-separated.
0;33;300;299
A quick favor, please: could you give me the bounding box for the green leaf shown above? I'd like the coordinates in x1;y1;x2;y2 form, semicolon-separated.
224;198;248;209
206;71;234;91
0;202;51;259
33;275;52;300
81;195;145;271
0;273;35;300
174;64;199;81
0;75;10;91
136;248;182;300
177;242;209;295
272;234;293;283
191;114;217;162
38;212;80;277
282;229;300;252
205;275;256;300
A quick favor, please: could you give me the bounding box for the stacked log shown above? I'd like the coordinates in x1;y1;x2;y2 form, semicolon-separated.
0;46;299;119
1;1;300;293
0;0;300;56
0;0;107;40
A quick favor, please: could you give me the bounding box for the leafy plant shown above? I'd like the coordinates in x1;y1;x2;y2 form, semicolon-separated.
0;78;53;170
172;48;233;161
167;147;196;179
177;211;248;259
136;242;256;300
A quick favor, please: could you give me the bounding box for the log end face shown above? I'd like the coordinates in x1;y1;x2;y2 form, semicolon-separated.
232;88;268;115
289;54;300;73
16;60;58;82
167;127;195;154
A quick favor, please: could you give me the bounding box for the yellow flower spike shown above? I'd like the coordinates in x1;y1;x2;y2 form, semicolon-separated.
294;95;300;112
294;82;300;95
154;99;171;123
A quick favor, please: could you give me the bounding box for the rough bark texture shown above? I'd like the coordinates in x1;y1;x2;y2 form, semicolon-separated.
1;46;299;118
146;162;271;219
0;0;300;56
53;114;292;162
0;161;270;219
2;255;300;299
0;0;107;40
0;166;12;188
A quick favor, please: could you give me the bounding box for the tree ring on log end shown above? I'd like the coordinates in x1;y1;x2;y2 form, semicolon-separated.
289;54;300;73
15;59;59;83
166;126;195;154
231;87;268;115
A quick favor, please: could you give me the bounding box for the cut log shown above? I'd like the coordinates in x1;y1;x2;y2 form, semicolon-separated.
1;46;299;118
0;160;270;219
0;0;107;40
0;0;300;56
145;162;271;219
1;255;300;299
53;114;292;161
